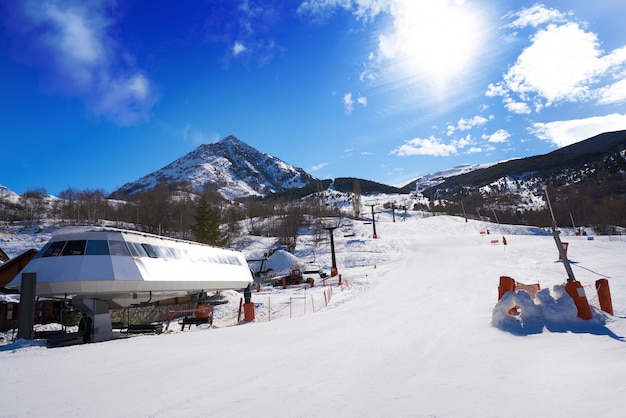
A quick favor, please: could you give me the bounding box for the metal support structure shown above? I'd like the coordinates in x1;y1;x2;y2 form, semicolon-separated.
17;272;37;340
544;187;576;282
72;296;114;343
323;226;338;276
366;204;378;238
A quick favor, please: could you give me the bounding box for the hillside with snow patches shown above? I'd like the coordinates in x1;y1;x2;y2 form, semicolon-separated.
398;162;499;191
2;207;626;417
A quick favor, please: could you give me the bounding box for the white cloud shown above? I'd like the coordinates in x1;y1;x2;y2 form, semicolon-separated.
596;69;626;105
466;147;483;154
13;0;156;125
343;93;354;114
504;4;569;29
342;92;367;114
504;23;601;104
447;115;490;135
452;134;472;149
503;98;531;115
459;115;490;131
297;0;389;23
491;8;626;113
233;42;247;55
530;113;626;147
310;162;329;172
482;129;510;143
390;136;457;157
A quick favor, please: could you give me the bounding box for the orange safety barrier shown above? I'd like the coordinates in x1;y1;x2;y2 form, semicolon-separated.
498;276;541;316
565;280;593;320
595;278;613;315
498;276;516;300
514;282;540;298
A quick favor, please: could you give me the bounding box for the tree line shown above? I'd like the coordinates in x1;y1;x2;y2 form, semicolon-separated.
0;180;347;248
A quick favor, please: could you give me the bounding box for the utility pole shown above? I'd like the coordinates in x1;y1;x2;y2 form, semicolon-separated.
366;204;378;238
323;226;338;277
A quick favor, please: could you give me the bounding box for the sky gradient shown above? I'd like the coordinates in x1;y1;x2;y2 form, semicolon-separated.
2;0;626;195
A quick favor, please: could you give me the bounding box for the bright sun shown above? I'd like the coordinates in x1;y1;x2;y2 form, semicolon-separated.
376;0;488;95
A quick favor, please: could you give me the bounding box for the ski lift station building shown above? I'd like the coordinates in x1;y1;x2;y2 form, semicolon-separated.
7;227;253;341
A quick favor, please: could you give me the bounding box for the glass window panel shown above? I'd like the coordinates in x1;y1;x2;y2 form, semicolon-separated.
155;246;172;259
108;240;131;256
61;240;86;256
168;247;183;259
142;243;159;258
127;242;139;257
42;241;66;257
86;240;109;255
35;242;53;259
128;242;148;257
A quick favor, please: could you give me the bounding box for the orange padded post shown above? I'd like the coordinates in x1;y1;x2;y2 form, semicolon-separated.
565;281;593;320
595;278;613;315
498;276;515;300
243;303;255;321
194;303;210;318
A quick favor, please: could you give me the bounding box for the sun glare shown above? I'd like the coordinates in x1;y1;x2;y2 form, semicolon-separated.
377;0;488;95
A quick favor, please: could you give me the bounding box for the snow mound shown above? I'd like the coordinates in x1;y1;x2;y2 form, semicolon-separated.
264;249;302;276
492;285;607;335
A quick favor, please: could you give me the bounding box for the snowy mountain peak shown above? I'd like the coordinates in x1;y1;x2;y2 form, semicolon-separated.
110;136;318;200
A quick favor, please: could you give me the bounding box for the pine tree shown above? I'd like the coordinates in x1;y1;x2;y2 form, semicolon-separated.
190;197;225;246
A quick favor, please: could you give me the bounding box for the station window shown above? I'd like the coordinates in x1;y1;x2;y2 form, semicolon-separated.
109;240;131;256
85;240;109;255
168;247;183;260
127;242;148;257
142;243;159;258
155;246;174;259
42;241;66;257
61;240;87;255
35;242;53;258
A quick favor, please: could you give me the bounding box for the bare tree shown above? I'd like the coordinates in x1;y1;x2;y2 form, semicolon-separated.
20;187;49;224
352;179;362;218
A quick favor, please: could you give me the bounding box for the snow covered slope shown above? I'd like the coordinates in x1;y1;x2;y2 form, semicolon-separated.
2;214;625;417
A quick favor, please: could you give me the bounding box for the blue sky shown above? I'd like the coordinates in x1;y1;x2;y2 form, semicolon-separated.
2;0;626;196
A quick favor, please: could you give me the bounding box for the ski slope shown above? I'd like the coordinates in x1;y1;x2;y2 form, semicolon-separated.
2;214;626;417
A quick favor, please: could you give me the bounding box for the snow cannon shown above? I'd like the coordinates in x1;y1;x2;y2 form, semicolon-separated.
544;186;593;320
